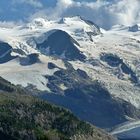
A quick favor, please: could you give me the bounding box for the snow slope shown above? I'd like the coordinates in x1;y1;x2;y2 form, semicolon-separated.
0;55;66;91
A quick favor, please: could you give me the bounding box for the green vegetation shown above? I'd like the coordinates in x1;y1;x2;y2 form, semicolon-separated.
0;93;92;140
0;77;114;140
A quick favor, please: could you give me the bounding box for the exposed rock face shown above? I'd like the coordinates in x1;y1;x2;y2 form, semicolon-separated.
37;30;86;61
20;53;40;66
0;42;16;63
129;25;139;32
100;53;138;83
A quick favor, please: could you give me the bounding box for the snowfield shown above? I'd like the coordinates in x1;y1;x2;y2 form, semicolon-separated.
0;55;66;91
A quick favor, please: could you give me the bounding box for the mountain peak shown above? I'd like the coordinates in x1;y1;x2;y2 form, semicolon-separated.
59;16;101;36
59;15;83;23
37;29;86;61
129;24;140;32
28;17;51;29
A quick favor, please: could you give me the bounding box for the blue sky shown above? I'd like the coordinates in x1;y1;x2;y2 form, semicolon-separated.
0;0;140;29
0;0;114;21
0;0;56;21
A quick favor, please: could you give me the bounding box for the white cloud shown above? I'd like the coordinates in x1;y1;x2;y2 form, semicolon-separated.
108;0;140;26
29;0;73;20
30;0;140;29
13;0;43;8
0;21;23;28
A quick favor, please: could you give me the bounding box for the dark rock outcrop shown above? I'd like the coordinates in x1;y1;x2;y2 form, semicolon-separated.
0;42;16;63
37;30;86;61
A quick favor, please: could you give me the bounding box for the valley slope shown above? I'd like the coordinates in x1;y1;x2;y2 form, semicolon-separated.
0;76;115;140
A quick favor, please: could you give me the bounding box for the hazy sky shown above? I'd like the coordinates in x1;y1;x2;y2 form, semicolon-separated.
0;0;140;29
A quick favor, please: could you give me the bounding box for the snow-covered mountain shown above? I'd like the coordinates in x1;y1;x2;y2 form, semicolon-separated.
0;16;140;135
